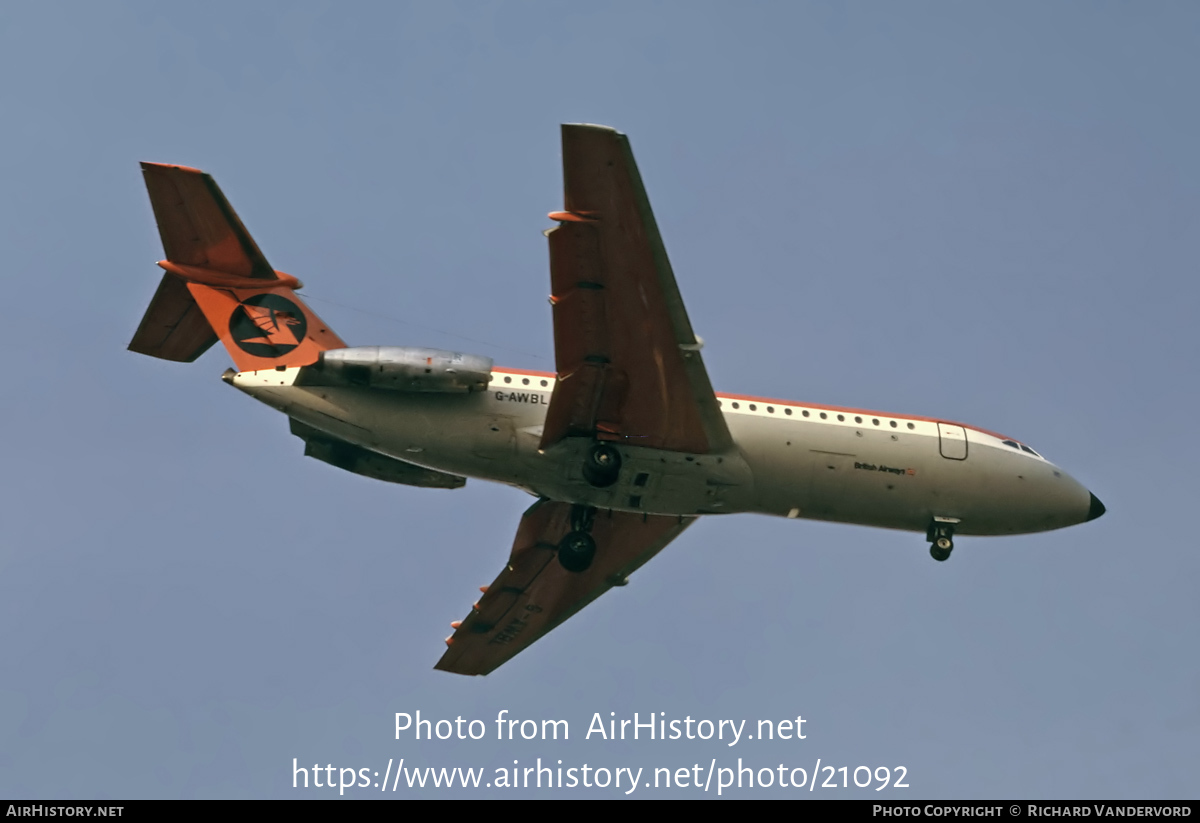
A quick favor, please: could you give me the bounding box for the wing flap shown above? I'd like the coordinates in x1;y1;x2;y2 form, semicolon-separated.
435;500;694;676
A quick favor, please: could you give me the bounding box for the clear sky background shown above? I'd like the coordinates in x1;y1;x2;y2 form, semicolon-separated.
0;2;1196;799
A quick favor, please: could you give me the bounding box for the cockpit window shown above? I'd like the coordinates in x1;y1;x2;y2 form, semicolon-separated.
1002;439;1042;458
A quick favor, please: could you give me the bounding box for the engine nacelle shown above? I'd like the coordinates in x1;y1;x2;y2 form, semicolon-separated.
289;419;465;488
309;346;493;392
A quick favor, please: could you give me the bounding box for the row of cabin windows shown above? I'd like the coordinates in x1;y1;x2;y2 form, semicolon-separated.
718;400;917;430
493;375;918;433
500;375;550;387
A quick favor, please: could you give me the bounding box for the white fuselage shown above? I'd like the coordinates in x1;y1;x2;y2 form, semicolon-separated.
231;366;1096;538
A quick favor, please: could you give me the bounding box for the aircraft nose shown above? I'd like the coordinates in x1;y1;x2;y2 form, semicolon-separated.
1087;492;1106;522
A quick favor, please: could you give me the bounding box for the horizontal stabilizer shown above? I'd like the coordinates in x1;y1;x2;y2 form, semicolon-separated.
141;162;275;280
290;419;465;489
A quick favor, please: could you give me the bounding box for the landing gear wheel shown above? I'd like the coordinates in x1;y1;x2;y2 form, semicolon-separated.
558;530;597;573
582;443;622;488
926;519;956;562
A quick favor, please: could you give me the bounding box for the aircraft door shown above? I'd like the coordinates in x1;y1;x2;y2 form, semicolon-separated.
937;423;968;460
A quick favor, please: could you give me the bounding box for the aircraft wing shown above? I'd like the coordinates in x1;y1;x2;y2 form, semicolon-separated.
435;499;695;676
540;124;733;455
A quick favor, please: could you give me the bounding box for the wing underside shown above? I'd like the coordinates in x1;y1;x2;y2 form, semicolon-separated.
540;124;732;455
435;500;694;676
437;125;722;675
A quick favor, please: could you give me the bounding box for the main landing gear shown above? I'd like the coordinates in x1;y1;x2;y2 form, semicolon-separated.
558;503;598;573
927;520;956;562
560;442;620;572
582;442;622;488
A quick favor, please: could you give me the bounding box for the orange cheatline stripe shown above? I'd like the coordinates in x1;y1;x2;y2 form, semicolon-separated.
495;366;556;378
490;367;1022;445
715;390;1020;443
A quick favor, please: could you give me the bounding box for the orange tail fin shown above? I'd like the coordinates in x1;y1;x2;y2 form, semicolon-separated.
129;162;345;371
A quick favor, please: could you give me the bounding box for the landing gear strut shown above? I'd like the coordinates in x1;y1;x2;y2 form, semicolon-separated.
558;504;598;573
582;442;622;488
927;520;956;562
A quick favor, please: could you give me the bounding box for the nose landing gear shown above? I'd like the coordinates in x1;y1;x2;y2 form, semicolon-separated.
927;519;957;562
558;503;598;573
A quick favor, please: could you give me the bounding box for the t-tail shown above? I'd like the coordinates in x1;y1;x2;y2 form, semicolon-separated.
129;162;345;371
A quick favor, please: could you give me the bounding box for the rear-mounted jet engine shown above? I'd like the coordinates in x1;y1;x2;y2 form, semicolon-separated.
300;346;493;393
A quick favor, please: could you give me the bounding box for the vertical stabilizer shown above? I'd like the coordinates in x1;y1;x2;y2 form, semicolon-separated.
130;163;345;371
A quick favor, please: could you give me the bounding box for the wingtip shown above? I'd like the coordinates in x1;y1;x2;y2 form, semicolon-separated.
562;122;622;136
433;660;483;676
140;161;206;174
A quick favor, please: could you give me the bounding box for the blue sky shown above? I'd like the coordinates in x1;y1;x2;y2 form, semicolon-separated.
0;2;1196;798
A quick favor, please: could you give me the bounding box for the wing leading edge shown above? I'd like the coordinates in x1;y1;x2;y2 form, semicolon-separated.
540;124;732;455
435;500;695;676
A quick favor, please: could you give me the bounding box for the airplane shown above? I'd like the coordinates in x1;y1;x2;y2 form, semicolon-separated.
129;124;1106;676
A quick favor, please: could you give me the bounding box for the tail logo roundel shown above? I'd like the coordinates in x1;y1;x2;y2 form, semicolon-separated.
229;293;308;358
